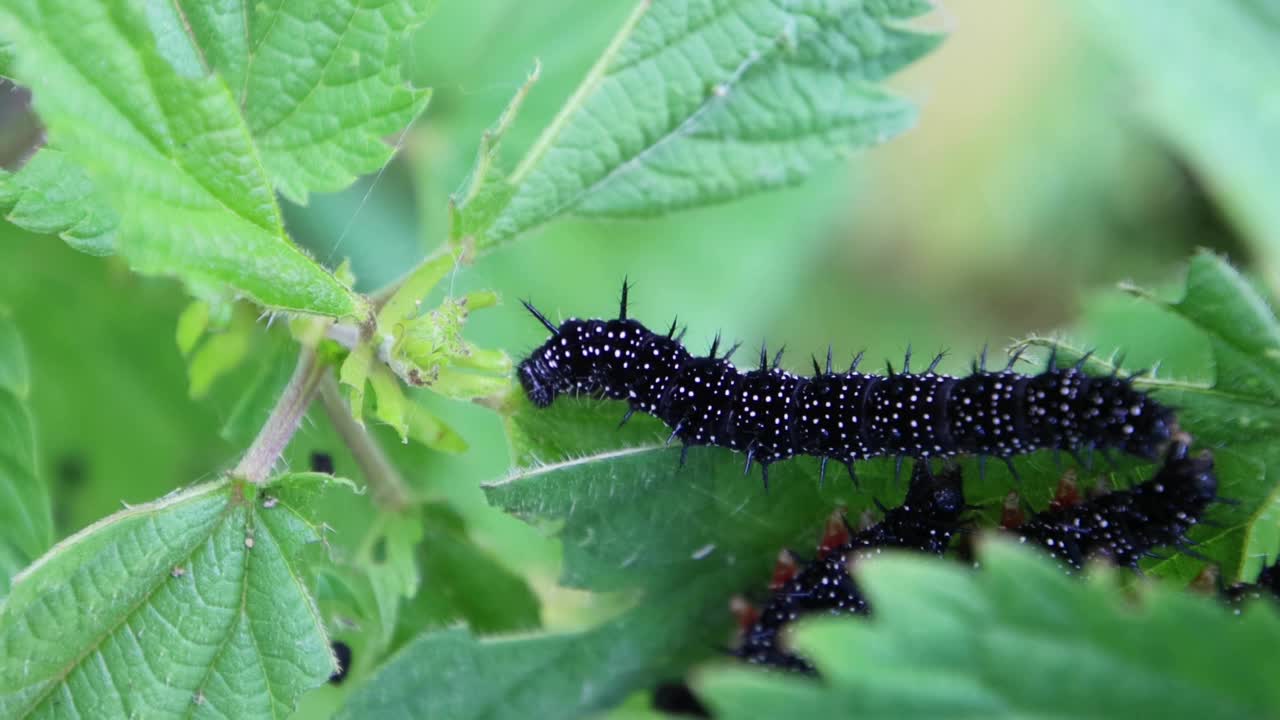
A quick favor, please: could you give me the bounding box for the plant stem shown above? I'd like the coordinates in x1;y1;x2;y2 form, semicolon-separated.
234;345;328;484
319;374;413;511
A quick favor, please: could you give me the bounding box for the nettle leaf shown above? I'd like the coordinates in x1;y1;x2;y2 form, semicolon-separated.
0;311;52;594
1025;252;1280;583
156;0;437;204
697;541;1280;719
0;473;347;719
472;0;941;250
0;0;426;315
1074;1;1280;294
0;148;116;256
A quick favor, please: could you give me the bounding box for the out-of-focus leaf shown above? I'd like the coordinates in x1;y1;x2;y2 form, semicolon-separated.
697;541;1280;720
407;504;541;635
175;301;212;357
370;365;411;442
318;511;424;681
474;0;942;250
0;233;236;530
0;148;115;255
405;401;468;454
1074;1;1280;295
0;310;51;594
184;305;258;399
0;473;346;718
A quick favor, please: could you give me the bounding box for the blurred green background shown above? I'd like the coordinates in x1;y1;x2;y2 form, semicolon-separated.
0;0;1258;653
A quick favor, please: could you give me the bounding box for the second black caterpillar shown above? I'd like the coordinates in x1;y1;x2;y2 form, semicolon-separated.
518;285;1175;486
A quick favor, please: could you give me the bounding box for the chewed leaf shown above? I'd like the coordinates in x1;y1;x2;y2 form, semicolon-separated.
0;473;348;718
449;61;540;247
476;0;942;250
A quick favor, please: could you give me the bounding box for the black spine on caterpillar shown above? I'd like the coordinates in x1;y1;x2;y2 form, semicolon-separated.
735;461;966;671
517;284;1176;486
1011;439;1218;570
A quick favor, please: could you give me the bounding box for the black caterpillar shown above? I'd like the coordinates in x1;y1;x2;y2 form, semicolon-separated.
1004;440;1218;570
735;461;966;671
518;284;1174;486
736;440;1217;671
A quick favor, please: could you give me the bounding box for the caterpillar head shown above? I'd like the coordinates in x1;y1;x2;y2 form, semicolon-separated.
517;317;612;408
518;357;558;408
517;300;578;408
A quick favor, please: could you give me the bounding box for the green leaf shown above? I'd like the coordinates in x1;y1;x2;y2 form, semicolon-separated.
0;148;116;256
1073;1;1280;296
1023;252;1280;583
175;301;212;357
0;1;368;315
476;0;941;250
696;540;1280;719
184;304;258;399
153;0;437;204
501;391;670;469
0;473;343;718
370;364;411;441
340;343;376;427
0;310;52;594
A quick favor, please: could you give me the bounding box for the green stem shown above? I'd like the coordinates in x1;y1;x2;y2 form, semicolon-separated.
319;374;413;511
234;345;327;484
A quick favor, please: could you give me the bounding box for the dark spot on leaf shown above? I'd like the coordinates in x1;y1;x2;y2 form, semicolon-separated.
371;535;388;564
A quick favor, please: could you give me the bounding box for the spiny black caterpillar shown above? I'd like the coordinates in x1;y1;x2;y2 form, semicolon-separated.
735;438;1217;671
1005;440;1218;570
518;283;1174;487
736;461;967;671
